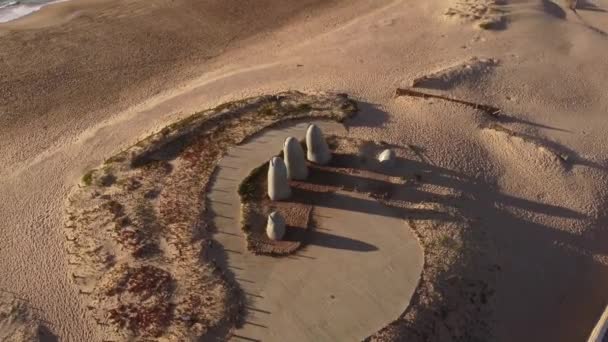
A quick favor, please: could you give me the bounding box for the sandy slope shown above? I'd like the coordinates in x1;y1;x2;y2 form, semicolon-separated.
1;0;608;340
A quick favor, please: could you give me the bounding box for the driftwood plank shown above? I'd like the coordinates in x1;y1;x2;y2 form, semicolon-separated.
395;87;502;118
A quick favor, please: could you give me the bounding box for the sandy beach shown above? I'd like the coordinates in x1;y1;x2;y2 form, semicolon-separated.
1;0;608;340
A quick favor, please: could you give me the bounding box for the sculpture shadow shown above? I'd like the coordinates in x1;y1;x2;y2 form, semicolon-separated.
204;119;608;340
345;101;389;128
572;8;608;37
38;326;58;342
305;150;608;341
282;219;378;252
488;126;604;171
578;0;607;12
541;0;567;19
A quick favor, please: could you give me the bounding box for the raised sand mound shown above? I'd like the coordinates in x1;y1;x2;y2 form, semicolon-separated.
64;92;357;340
444;0;508;30
412;57;499;90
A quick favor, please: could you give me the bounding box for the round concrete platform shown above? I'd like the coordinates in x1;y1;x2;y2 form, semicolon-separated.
207;121;423;342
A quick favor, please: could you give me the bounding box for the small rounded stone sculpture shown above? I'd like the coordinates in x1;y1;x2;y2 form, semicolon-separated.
266;211;286;241
283;137;308;180
267;156;291;201
306;124;331;165
378;149;396;167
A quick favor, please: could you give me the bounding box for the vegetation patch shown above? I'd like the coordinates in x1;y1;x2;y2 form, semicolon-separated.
64;91;357;340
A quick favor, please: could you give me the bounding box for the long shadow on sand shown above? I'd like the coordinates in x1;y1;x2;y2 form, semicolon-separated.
298;150;608;341
346;101;390;128
578;0;607;12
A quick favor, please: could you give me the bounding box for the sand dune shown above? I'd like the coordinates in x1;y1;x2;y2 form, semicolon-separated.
1;0;608;340
411;57;499;90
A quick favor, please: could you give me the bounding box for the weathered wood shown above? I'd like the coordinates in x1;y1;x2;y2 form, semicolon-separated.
395;87;502;118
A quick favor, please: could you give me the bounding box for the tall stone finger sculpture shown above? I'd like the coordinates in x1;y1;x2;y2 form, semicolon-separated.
306;124;331;165
266;211;286;241
267;156;291;201
283;137;308;180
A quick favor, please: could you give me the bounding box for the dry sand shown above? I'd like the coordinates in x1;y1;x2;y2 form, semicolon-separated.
1;0;608;340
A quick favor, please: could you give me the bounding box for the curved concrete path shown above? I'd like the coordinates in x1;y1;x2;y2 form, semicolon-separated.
208;121;423;342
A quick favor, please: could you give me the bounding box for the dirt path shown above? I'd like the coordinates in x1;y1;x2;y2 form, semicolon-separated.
207;121;423;341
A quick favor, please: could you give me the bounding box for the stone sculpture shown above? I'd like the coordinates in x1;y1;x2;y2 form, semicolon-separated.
306;124;331;165
266;211;286;241
283;137;308;180
268;156;291;201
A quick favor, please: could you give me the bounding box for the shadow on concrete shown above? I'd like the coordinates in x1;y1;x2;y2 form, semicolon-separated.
345;101;390;128
291;186;454;223
280;207;378;253
293;148;608;341
309;230;378;252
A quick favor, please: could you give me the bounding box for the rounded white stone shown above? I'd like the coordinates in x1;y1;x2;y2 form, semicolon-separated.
268;156;291;201
378;149;396;166
306;124;331;165
283;137;308;180
266;211;286;241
